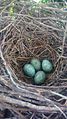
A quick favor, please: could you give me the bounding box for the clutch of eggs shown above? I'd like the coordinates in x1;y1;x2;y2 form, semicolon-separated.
23;58;53;85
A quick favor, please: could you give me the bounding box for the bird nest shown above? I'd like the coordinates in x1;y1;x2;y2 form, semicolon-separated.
0;1;67;119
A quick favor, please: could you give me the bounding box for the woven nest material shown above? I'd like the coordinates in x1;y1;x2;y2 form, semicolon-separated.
0;1;67;119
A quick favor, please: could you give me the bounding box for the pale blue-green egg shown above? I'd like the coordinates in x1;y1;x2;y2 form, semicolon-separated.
42;59;53;72
34;71;46;85
23;64;35;77
31;58;41;71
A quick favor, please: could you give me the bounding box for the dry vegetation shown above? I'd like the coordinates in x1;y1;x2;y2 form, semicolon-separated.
0;1;67;119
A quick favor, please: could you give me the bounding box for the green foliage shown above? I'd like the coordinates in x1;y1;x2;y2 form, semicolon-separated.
2;0;15;19
41;0;49;3
2;0;67;19
9;7;14;16
9;3;14;16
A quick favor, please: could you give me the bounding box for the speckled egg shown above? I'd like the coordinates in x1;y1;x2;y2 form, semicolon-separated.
23;64;35;77
31;58;41;71
42;59;53;73
34;71;46;85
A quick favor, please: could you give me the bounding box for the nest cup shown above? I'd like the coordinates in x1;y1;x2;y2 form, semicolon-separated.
1;1;66;86
1;16;62;86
